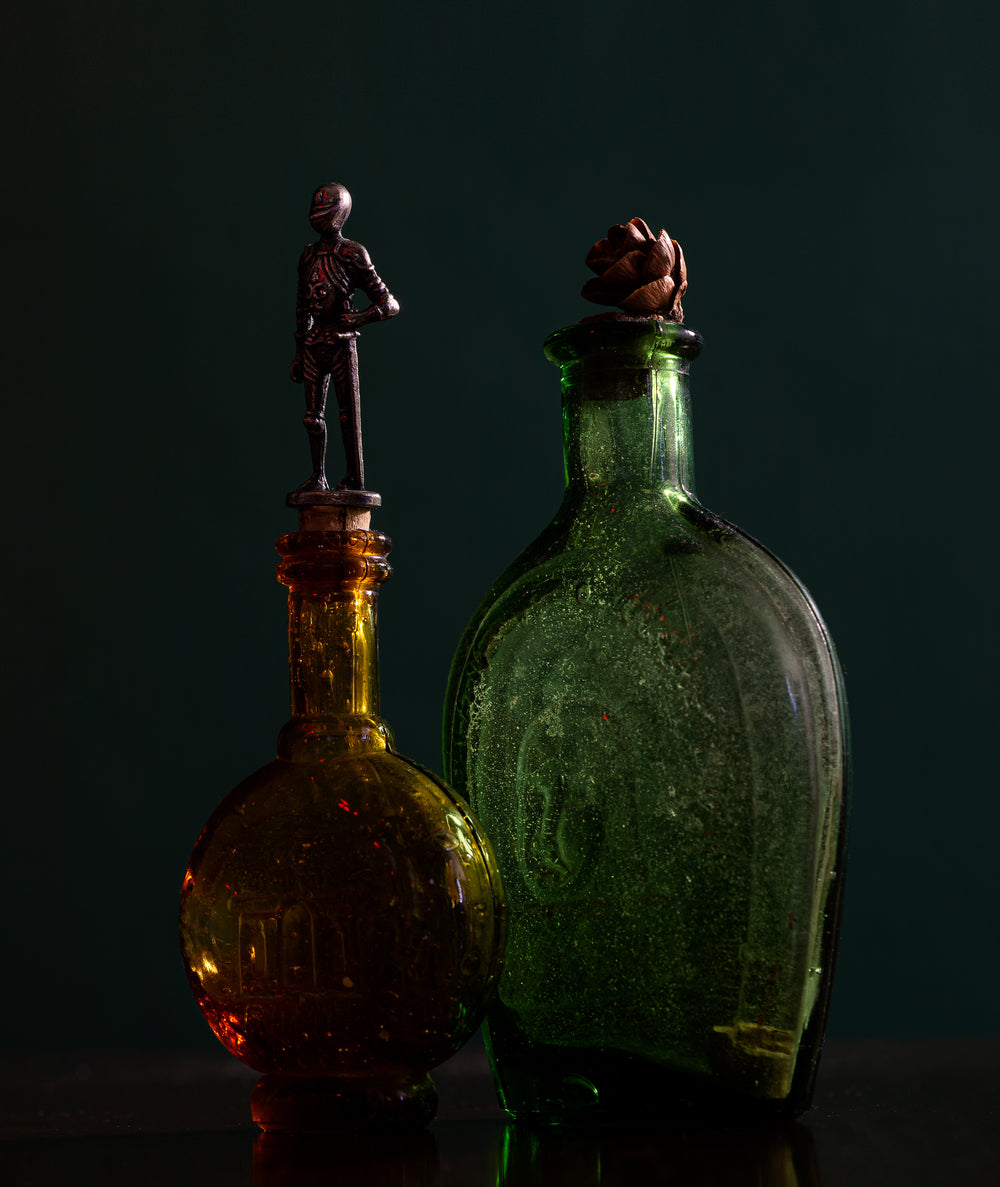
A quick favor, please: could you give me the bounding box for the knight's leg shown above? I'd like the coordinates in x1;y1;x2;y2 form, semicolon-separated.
297;354;331;492
330;337;364;490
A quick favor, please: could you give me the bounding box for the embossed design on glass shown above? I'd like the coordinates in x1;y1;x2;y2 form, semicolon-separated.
444;320;848;1122
517;701;631;901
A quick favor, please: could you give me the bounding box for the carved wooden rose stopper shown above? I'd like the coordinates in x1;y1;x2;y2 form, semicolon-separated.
581;217;687;322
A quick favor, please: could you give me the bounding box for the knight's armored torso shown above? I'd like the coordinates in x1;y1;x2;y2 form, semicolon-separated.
297;238;392;346
299;242;358;343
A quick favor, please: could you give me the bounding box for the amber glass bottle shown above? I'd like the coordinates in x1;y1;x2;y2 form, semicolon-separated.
445;319;849;1123
181;520;505;1131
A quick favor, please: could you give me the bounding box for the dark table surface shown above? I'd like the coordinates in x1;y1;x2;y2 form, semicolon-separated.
2;1037;997;1185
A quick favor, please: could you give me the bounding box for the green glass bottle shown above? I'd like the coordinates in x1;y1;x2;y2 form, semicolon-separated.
444;300;849;1121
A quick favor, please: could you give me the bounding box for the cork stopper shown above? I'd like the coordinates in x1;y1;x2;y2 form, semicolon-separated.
297;505;371;531
288;489;381;533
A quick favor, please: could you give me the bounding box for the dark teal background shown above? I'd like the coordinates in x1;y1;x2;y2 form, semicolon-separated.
2;1;996;1049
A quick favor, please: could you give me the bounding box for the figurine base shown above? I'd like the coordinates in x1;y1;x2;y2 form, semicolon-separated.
251;1070;438;1132
287;488;382;508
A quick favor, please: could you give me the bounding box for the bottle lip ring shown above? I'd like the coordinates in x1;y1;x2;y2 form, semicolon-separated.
275;529;394;591
545;318;703;365
276;528;392;556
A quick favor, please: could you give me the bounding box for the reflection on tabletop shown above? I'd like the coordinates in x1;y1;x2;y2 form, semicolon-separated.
1;1038;997;1186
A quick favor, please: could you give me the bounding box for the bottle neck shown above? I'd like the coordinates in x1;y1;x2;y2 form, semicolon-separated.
547;320;702;502
286;590;381;719
274;529;394;760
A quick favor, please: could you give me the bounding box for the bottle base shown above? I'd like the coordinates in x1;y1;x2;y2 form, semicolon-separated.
251;1070;438;1132
492;1043;808;1126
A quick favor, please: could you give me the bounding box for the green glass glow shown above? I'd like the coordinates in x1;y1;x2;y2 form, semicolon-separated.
444;320;849;1122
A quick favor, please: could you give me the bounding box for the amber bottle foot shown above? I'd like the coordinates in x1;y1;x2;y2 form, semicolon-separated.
250;1070;439;1132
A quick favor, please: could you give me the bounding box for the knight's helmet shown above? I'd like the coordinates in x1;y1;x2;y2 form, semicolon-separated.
309;183;352;234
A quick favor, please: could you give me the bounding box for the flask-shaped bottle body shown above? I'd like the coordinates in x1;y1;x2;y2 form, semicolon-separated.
181;528;505;1131
444;321;848;1121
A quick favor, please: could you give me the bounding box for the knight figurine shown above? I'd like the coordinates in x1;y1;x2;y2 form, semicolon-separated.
289;182;399;497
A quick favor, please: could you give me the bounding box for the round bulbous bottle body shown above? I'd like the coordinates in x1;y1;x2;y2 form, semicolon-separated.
180;750;502;1125
444;321;848;1123
181;528;505;1130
